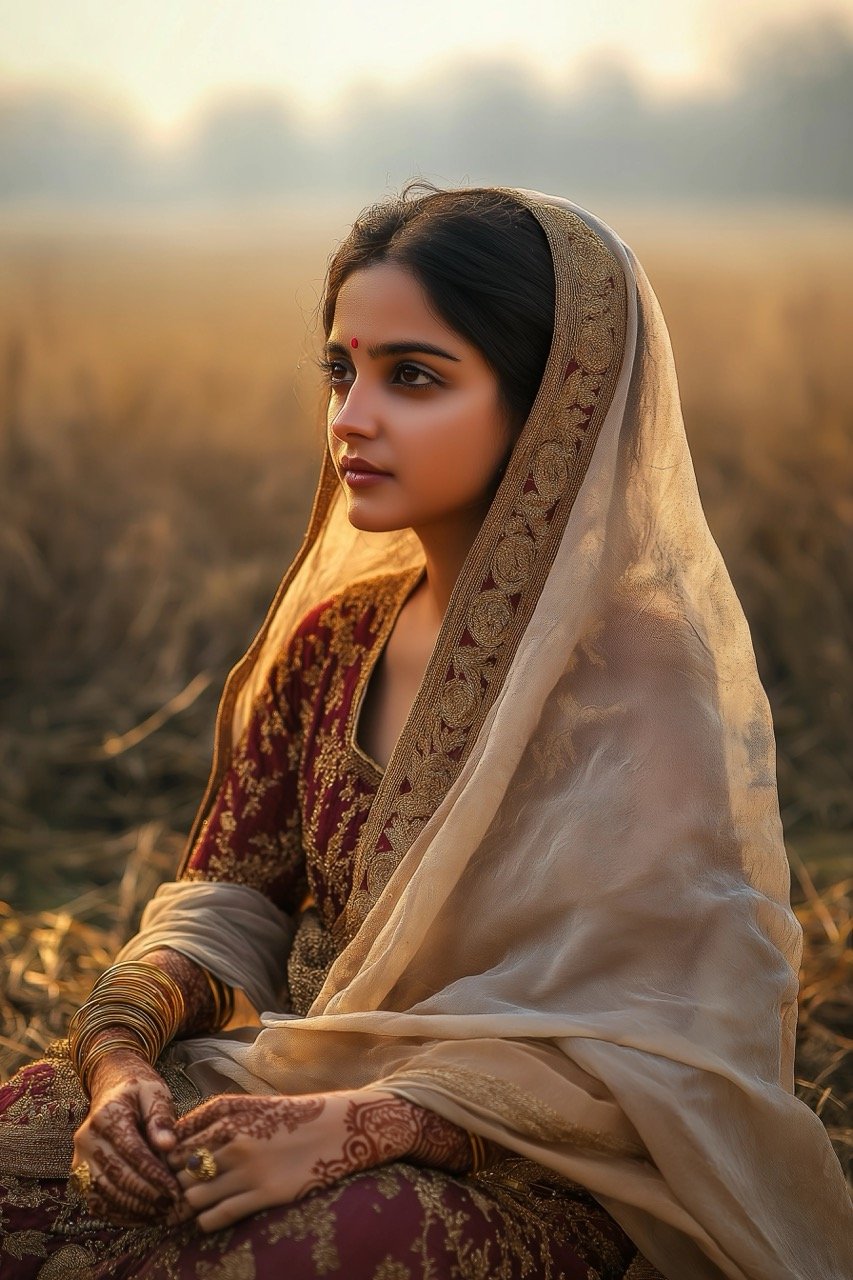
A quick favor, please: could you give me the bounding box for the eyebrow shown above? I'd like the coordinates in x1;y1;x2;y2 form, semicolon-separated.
325;339;461;362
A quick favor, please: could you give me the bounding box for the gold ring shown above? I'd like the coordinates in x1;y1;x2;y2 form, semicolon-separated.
69;1161;93;1196
185;1146;218;1181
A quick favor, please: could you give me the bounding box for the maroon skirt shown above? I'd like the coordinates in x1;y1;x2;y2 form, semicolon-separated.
0;1045;647;1280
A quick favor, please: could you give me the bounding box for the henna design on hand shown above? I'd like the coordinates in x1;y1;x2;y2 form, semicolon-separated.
305;1094;471;1196
168;1091;473;1227
175;1093;326;1150
75;1049;185;1223
84;1093;183;1221
405;1100;473;1173
147;1090;177;1137
90;1143;172;1219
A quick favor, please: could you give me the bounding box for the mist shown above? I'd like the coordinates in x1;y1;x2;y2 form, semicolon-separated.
1;11;851;206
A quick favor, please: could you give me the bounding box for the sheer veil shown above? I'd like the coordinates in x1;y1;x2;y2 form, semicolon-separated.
119;189;853;1280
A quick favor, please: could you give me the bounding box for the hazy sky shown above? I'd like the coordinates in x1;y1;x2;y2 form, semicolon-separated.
3;0;852;137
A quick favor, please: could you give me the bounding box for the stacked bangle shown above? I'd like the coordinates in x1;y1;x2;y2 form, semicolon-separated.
74;1032;149;1093
68;961;185;1095
202;968;235;1030
468;1131;488;1175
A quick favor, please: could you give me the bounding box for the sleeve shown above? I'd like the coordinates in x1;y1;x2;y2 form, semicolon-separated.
180;638;308;916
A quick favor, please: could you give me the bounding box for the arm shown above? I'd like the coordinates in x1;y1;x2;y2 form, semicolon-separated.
172;1088;490;1233
69;945;230;1218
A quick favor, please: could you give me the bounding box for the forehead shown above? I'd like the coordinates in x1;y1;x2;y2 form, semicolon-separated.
330;262;456;343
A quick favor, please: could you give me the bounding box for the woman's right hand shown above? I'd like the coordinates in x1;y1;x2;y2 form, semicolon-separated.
72;1048;190;1225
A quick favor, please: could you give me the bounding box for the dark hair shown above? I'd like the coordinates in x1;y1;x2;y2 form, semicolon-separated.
322;182;556;437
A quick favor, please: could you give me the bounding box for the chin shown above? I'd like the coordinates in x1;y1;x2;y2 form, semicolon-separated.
344;505;409;534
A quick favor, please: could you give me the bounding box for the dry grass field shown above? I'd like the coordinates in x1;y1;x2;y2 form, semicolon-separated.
0;200;850;1184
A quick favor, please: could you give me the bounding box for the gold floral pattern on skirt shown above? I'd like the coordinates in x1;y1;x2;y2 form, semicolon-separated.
0;1053;642;1279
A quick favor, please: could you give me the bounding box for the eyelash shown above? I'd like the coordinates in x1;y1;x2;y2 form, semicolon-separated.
316;357;440;391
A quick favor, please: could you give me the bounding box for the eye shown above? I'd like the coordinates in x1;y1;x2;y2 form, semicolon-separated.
393;362;438;389
318;357;351;388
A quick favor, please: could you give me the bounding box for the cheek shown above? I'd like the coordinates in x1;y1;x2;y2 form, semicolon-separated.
404;390;506;485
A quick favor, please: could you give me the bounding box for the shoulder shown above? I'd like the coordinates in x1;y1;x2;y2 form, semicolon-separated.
292;570;418;649
264;569;420;704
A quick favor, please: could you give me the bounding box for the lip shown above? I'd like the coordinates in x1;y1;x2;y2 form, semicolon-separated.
340;456;391;475
343;469;388;489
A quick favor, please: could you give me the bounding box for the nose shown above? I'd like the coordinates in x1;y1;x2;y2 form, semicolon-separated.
328;377;380;445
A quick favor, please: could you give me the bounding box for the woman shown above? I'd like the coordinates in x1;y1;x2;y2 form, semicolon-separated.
1;185;850;1280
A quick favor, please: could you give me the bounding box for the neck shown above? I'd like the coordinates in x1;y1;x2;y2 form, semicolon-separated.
412;501;489;618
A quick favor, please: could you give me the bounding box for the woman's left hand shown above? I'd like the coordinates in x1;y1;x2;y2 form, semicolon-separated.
171;1087;460;1232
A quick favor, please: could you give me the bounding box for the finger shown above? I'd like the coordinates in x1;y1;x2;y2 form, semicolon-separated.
92;1183;176;1224
107;1123;183;1200
165;1147;187;1172
167;1124;217;1170
172;1128;231;1173
175;1144;234;1194
163;1199;196;1228
104;1148;182;1207
94;1146;180;1219
179;1167;244;1212
173;1116;214;1144
197;1190;268;1234
173;1099;229;1142
144;1092;178;1152
86;1102;182;1203
83;1148;176;1215
83;1168;166;1225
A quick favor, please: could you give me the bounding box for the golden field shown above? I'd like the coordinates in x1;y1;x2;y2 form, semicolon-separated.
0;201;850;1180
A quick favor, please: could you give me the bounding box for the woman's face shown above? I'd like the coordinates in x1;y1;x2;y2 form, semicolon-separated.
325;262;509;535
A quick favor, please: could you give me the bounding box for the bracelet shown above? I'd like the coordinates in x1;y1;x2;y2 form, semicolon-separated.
78;1033;148;1095
201;968;235;1031
468;1131;488;1175
68;962;185;1096
133;948;234;1032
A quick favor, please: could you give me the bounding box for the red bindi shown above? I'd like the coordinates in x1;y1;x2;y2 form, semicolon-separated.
350;337;359;349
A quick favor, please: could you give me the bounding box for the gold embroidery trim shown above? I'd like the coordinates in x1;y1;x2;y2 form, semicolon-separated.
294;569;424;930
336;198;628;943
623;1254;668;1279
388;1065;644;1158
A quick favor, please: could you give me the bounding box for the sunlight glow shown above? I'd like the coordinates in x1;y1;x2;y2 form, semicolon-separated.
1;0;849;138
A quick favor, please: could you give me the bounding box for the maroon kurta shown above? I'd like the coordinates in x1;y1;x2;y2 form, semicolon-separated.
0;573;642;1279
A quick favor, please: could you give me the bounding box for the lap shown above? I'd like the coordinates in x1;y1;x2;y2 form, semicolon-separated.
1;1052;638;1280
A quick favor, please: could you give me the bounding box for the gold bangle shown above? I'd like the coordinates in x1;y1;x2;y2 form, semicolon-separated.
69;961;186;1091
84;962;184;1022
201;968;233;1031
90;963;185;1015
72;1001;180;1068
78;1035;147;1095
70;1005;163;1065
468;1131;487;1175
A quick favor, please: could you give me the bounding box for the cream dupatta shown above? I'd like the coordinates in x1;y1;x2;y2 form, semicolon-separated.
118;191;853;1280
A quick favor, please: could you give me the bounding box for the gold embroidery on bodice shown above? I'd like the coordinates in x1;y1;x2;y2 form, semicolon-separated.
183;568;423;1014
286;568;423;1014
295;569;423;910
